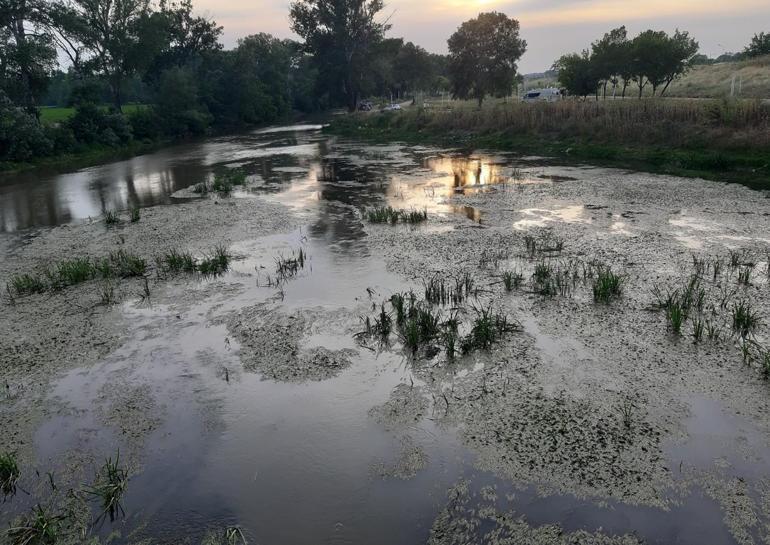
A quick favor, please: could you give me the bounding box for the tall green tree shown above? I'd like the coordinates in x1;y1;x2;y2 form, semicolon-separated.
554;51;599;98
590;26;628;98
289;0;390;111
658;30;698;96
447;12;526;107
57;0;151;111
0;0;57;113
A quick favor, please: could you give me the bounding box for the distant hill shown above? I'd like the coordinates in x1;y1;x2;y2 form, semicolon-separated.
665;55;770;99
524;55;770;99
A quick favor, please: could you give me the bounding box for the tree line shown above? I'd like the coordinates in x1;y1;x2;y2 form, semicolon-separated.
0;0;451;163
554;27;699;99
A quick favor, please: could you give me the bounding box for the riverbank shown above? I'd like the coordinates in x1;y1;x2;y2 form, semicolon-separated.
327;99;770;190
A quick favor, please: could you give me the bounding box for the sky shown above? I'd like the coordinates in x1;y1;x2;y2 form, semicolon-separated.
192;0;770;73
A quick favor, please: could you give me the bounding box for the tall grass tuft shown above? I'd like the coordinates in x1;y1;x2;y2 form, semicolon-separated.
366;206;427;224
6;505;64;545
592;267;624;303
461;305;520;353
129;206;141;223
161;249;197;274
732;300;759;339
8;273;47;296
87;452;128;522
667;302;687;335
501;270;523;292
0;451;20;496
104;210;120;225
198;245;231;276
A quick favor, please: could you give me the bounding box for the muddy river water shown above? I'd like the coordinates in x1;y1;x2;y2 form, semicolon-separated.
1;124;770;545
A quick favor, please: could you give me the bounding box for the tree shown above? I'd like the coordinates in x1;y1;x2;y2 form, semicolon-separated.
393;42;434;96
590;26;628;98
290;0;390;111
553;51;599;98
447;12;526;107
628;30;667;98
658;30;699;96
57;0;151;111
0;0;57;113
744;32;770;58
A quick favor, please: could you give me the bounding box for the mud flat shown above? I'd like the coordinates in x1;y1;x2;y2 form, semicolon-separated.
1;129;770;545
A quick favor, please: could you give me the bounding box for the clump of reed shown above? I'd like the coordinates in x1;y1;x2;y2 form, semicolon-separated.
198;245;231;276
7;251;147;297
159;249;197;274
129;206;141;223
0;451;20;496
592;266;624;303
423;273;475;305
365;206;427;224
732;300;759;339
212;168;248;195
275;248;306;281
501;270;523;292
460;305;520;353
6;505;64;545
86;452;128;522
524;232;564;258
104;210;120;226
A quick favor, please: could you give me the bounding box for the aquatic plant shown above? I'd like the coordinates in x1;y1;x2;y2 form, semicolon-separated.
365;206;427;225
732;300;759;339
198;245;231;276
6;505;64;545
212;168;247;195
161;250;197;274
524;232;564;258
737;265;752;286
104;210;120;225
8;273;47;296
666;302;686;335
366;206;400;224
691;316;704;344
592;267;624;303
461;305;519;353
275;248;306;281
55;257;94;286
87;452;128;521
0;451;20;496
705;319;722;342
761;349;770;379
501;270;523;292
129;207;141;223
424;274;475;305
402;208;428;224
99;282;115;306
108;250;147;278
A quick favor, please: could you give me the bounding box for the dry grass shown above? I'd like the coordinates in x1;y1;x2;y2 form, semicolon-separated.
360;98;770;152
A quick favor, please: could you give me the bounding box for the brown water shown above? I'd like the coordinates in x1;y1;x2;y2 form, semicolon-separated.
2;124;763;545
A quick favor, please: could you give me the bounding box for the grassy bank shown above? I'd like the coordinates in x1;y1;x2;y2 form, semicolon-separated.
327;99;770;190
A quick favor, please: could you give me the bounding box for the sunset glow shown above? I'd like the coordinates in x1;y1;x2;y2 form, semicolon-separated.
194;0;769;71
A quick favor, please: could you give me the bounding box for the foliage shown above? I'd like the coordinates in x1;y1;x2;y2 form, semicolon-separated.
447;12;526;106
290;0;390;111
554;51;600;98
744;32;770;58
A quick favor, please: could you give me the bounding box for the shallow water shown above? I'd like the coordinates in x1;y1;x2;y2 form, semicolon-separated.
2;124;768;544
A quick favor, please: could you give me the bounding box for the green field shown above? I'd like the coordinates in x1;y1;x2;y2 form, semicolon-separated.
39;104;147;124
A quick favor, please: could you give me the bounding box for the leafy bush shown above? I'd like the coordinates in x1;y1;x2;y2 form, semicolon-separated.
0;93;53;162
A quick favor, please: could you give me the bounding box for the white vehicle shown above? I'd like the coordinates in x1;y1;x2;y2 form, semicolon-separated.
522;88;563;102
381;103;402;112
